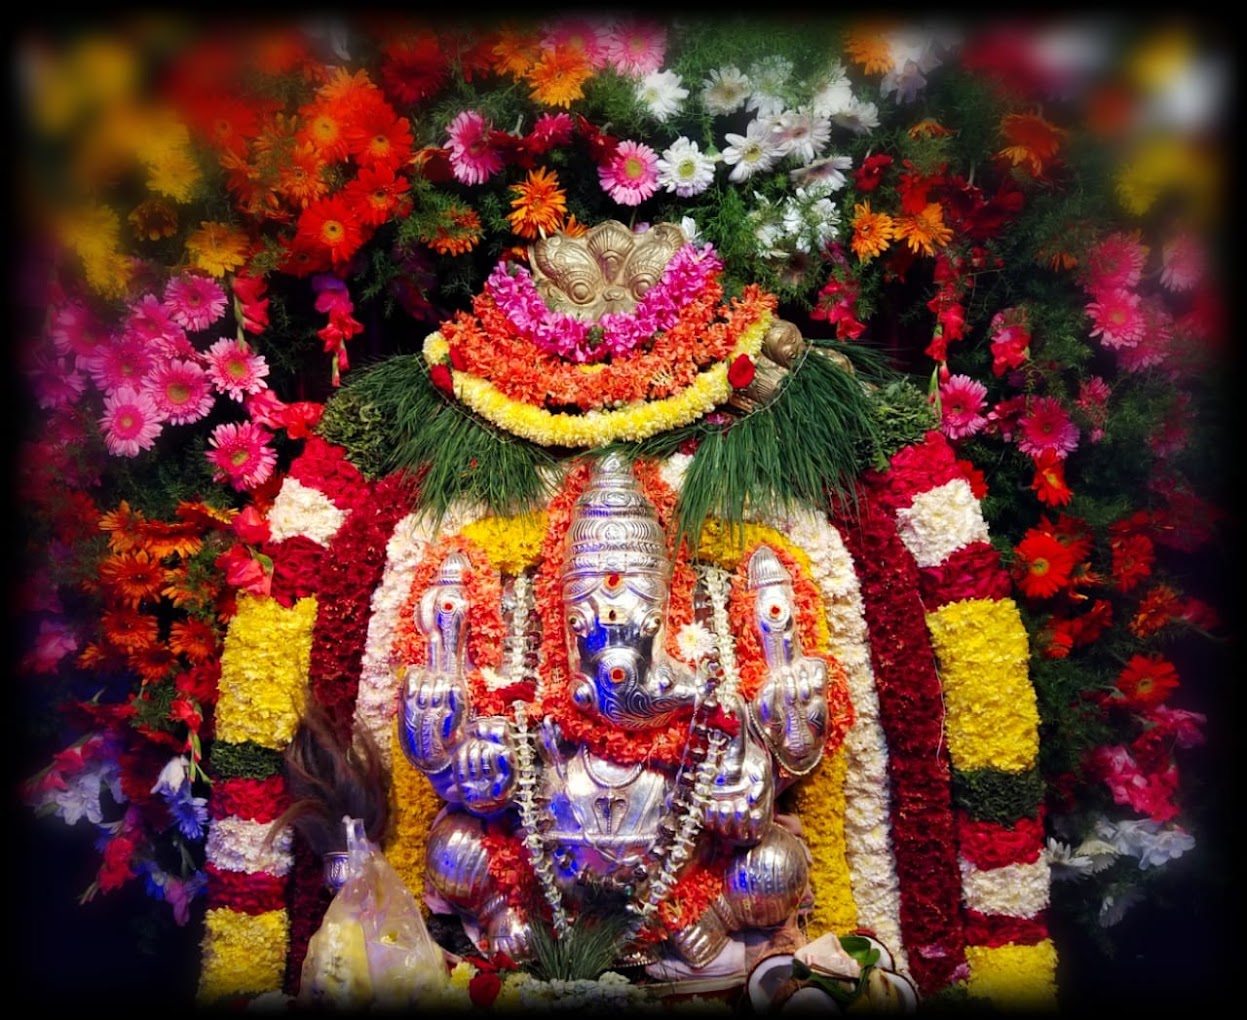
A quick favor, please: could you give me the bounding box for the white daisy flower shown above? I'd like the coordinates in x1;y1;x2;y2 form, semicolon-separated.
635;68;689;122
656;136;718;197
832;96;881;135
745;54;794;117
700;64;750;115
721;118;785;182
770;106;831;165
789;153;854;192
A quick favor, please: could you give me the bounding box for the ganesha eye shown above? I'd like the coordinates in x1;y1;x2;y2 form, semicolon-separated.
567;614;586;634
639;612;661;637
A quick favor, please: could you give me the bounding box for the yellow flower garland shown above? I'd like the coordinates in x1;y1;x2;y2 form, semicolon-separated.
215;594;319;749
789;751;858;937
427;310;770;448
459;512;548;575
384;720;444;905
198;908;290;1003
926;597;1038;773
963;941;1060;1009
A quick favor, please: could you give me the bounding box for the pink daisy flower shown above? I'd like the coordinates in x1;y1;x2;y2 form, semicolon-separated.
49;299;106;360
1017;395;1080;459
602;17;667;76
1117;299;1173;373
938;373;989;440
1086;288;1145;350
163;273;228;332
205;337;270;401
1160;231;1205;292
445;110;506;186
100;385;163;457
151;331;200;360
598;139;660;206
84;333;157;393
27;348;88;411
124;292;187;347
1082;230;1147;294
144;358;215;425
540;16;611;69
206;420;278;491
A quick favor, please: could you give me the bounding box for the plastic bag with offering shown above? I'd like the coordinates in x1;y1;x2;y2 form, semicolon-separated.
299;816;446;1009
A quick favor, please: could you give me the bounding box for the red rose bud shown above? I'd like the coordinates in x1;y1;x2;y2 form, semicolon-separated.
727;353;756;389
232;505;271;545
468;970;503;1008
430;362;455;396
449;345;468;371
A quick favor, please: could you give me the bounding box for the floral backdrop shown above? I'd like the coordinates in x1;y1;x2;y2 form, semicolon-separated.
13;11;1232;1011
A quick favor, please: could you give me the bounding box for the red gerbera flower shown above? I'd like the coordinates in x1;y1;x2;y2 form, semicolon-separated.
1110;531;1155;593
294;195;365;268
1116;653;1180;708
1031;449;1073;507
1012;529;1076;599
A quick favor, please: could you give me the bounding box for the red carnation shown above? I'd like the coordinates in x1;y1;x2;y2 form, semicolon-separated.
429;362;455;396
727;354;756;389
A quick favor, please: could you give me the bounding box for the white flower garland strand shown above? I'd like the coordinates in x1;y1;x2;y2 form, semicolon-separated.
768;506;909;977
892;478;989;569
205;815;294;876
265;476;349;545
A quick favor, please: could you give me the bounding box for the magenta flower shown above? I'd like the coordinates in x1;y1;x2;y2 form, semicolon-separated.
1017;395;1079;459
205;337;270;401
206;420;277;491
446;110;505;186
145;358;215;425
100;385;163;456
49;299;106;360
598;139;660;206
938;373;988;440
124;292;186;346
1082;230;1147;294
1086;288;1145;350
27;348;87;411
603;17;667;76
163;273;228;332
85;334;157;395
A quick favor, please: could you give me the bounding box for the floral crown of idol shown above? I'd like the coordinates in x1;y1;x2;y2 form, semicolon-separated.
423;220;777;448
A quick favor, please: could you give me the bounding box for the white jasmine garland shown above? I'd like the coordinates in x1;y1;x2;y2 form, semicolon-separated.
778;507;908;975
266;476;348;545
205;815;293;875
958;856;1052;918
894;478;990;567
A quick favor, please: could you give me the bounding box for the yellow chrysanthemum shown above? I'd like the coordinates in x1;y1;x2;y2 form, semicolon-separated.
926;598;1038;773
964;941;1060;1010
215;594;317;748
197;907;290;1004
893;202;953;257
82;248;134;299
146;146;202;203
460;513;548;575
57;203;122;260
384;722;443;902
789;751;857;937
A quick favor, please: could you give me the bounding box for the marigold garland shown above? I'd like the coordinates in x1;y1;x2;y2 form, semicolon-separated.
962;941;1059;1009
383;720;444;905
788;751;858;936
458;512;548;575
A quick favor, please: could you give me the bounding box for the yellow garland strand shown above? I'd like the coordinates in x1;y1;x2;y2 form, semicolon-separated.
964;941;1060;1009
215;594;319;749
441;311;770;448
788;751;858;938
384;719;444;906
926;597;1039;773
197;907;290;1005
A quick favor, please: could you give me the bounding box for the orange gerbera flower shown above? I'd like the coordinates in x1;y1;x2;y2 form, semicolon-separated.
316;67;382;107
276;142;330;209
77;642;126;671
850;200;895;262
424;203;483;257
297;99;353;163
347;108;413;170
1012;529;1076;599
175;500;237;529
1115;653;1180;708
129;644;178;685
169;617;220;663
128;197;178;241
98;550;166;607
139;518;204;560
997;112;1066;178
101;606;160;652
342;163;412;227
1129;583;1182;639
893;201;953;256
99;500;147;553
507;166;568;239
162;564;221;611
525;45;594;108
493;25;543;79
908;118;954;139
843;26;895;75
